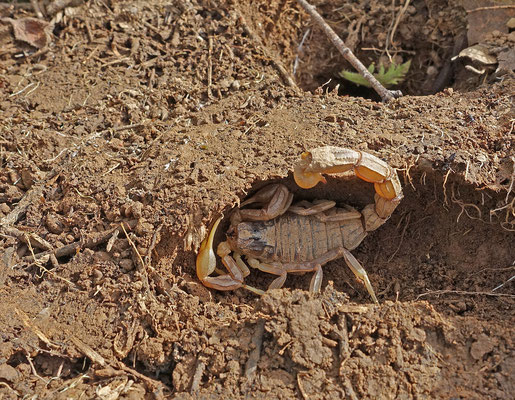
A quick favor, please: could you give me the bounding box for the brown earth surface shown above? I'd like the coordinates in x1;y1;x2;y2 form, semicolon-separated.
0;0;514;399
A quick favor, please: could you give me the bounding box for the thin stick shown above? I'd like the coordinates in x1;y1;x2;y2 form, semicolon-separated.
207;35;213;99
337;314;351;375
387;211;410;262
492;274;515;292
0;382;19;396
25;349;49;384
466;5;515;13
297;371;309;400
2;226;53;251
386;0;411;61
296;0;402;102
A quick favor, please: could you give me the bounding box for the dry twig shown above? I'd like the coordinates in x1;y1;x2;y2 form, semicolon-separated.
21;221;136;263
337;314;351;375
296;371;310;400
296;0;402;102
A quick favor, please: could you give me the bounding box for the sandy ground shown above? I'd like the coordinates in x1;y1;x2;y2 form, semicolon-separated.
0;0;514;399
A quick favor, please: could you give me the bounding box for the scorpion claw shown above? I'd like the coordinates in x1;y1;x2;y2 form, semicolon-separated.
196;216;222;282
196;217;250;291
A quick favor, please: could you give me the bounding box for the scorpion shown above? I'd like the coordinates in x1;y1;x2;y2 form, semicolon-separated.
196;146;403;303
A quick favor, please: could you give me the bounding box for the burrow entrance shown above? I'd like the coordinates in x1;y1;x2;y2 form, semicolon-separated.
173;168;513;320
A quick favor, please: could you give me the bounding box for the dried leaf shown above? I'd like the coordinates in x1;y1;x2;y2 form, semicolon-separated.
1;17;50;49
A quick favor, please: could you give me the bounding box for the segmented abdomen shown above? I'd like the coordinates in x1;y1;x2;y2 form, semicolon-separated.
234;212;366;263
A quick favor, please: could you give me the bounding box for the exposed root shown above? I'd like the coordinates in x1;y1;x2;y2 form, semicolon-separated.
492;273;515;292
385;0;411;62
296;371;310;400
387;211;411;262
25;349;49;384
489;158;515;231
442;169;451;207
0;382;20;396
402;159;417;192
451;184;482;224
490;196;515;232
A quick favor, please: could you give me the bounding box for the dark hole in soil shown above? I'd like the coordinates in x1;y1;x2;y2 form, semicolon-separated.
122;355;173;387
275;0;470;98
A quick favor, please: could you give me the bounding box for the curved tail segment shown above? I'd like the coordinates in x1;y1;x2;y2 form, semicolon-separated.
294;146;403;231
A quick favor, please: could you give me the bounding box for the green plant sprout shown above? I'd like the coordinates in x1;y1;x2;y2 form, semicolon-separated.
339;60;411;88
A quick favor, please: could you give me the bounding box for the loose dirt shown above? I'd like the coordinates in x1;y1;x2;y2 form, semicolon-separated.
0;0;513;399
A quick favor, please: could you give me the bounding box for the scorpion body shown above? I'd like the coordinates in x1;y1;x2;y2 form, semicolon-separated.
196;147;404;303
229;209;367;266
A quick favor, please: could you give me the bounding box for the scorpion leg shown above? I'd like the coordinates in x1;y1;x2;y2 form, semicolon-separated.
234;184;294;223
341;248;379;304
249;257;324;294
247;258;288;290
288;199;336;215
289;200;362;224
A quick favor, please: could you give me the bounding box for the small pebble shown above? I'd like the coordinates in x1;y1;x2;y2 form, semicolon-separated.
0;203;11;214
119;258;134;272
